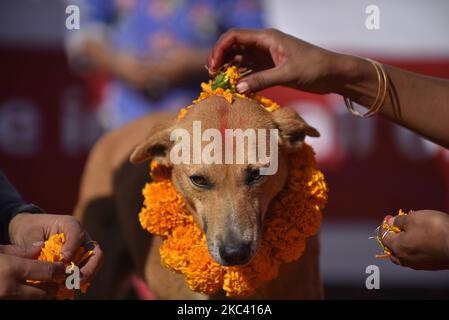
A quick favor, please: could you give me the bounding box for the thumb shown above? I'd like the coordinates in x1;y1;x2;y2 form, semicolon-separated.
0;242;43;259
236;67;285;93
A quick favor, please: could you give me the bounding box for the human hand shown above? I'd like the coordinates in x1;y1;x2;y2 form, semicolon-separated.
380;210;449;270
8;213;103;284
0;244;65;299
207;28;350;94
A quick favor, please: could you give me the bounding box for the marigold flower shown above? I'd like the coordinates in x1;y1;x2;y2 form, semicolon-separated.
374;209;410;259
29;233;93;299
179;66;280;120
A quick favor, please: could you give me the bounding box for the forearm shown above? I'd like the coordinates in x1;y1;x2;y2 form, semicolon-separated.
164;48;210;86
334;55;449;148
82;40;209;87
0;170;42;244
82;39;120;75
182;49;209;77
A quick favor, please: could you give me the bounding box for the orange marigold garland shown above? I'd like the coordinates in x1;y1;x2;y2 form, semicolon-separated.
138;66;328;297
28;233;93;299
139;145;327;297
178;66;280;119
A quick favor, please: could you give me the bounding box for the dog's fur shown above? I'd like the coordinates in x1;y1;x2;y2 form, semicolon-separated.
74;95;323;299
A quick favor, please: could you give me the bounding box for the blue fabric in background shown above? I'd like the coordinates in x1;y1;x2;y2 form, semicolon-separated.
83;0;265;127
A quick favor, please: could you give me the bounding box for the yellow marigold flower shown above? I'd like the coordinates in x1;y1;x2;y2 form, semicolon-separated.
374;209;410;258
224;65;240;88
223;267;259;297
177;108;188;119
251;95;280;112
138;143;328;297
29;233;93;300
181;66;282;119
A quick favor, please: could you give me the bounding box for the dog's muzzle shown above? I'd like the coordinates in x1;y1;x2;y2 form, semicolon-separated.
218;239;252;266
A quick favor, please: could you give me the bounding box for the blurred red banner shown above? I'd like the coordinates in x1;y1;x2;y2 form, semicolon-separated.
1;48;448;221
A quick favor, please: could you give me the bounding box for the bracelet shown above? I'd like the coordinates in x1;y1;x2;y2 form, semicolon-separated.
344;58;388;118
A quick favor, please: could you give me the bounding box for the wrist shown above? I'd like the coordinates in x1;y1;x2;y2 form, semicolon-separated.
8;213;30;244
331;54;375;96
84;40;117;74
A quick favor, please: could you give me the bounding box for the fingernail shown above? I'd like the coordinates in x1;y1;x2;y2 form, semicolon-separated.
32;241;43;247
387;216;396;225
236;81;249;93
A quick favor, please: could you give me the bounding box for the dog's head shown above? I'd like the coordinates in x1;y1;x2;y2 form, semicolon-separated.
130;95;319;266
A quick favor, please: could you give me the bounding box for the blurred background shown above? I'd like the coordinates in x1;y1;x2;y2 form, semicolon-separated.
0;0;448;299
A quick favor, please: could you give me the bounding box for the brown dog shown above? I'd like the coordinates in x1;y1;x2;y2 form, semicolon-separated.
74;95;323;299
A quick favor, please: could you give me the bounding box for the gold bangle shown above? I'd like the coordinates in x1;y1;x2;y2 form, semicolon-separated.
344;58;388;118
365;59;388;117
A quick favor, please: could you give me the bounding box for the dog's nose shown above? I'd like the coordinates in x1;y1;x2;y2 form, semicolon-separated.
219;241;252;265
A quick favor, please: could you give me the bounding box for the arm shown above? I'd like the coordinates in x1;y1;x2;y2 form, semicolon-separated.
0;170;43;245
0;170;103;287
64;0;116;73
336;55;449;147
63;0;150;88
0;171;62;299
207;28;449;148
71;36;210;94
65;1;208;92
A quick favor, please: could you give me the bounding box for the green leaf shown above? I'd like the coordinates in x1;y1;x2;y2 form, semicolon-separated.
211;73;223;89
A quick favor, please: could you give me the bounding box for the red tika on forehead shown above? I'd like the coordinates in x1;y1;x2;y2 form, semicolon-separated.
219;104;228;137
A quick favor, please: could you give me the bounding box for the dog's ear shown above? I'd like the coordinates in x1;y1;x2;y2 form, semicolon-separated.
129;125;175;165
272;107;319;152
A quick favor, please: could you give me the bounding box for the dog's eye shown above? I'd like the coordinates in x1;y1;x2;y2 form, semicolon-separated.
189;175;212;189
247;169;264;185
